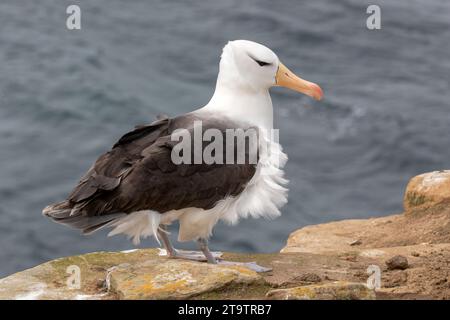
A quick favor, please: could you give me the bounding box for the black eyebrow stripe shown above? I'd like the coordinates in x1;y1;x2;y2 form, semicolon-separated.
246;53;271;66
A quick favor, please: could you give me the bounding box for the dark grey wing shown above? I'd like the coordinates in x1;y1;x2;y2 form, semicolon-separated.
43;114;257;234
43;117;172;233
67;117;170;204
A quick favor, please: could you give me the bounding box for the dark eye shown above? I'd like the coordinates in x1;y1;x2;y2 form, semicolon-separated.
247;53;272;67
255;59;270;67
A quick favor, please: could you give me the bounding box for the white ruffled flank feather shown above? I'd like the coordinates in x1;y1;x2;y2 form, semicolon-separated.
210;136;288;225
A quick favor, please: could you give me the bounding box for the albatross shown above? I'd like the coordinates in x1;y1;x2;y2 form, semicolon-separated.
43;40;323;271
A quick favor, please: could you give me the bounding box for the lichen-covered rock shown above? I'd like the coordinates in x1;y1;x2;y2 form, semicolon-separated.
0;249;168;300
266;282;376;300
0;249;270;300
2;243;450;299
108;259;262;299
404;170;450;211
0;250;136;300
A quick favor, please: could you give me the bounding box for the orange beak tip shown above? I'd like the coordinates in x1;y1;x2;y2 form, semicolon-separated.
311;83;324;101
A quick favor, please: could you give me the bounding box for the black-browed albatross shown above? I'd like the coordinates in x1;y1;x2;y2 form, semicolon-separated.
43;40;323;271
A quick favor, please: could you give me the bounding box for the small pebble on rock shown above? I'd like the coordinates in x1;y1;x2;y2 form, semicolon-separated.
349;239;362;246
385;255;409;270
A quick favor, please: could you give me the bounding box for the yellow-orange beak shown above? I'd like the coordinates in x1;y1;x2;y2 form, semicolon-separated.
275;62;323;101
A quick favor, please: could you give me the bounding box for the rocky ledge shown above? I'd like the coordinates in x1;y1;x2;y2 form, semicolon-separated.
1;170;450;300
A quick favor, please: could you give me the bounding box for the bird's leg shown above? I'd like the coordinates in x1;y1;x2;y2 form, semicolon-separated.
197;238;217;264
157;227;222;261
157;225;177;257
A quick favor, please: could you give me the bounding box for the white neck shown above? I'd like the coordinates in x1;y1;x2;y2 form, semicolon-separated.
200;74;274;130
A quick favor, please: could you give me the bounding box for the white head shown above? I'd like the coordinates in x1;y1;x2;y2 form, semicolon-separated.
217;40;323;99
203;40;323;129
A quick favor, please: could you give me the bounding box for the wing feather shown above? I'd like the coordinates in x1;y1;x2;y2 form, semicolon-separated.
44;113;257;233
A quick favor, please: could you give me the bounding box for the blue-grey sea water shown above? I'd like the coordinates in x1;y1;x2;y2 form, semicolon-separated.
0;0;449;277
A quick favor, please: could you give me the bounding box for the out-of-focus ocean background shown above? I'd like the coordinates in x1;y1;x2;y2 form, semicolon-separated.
0;0;449;277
